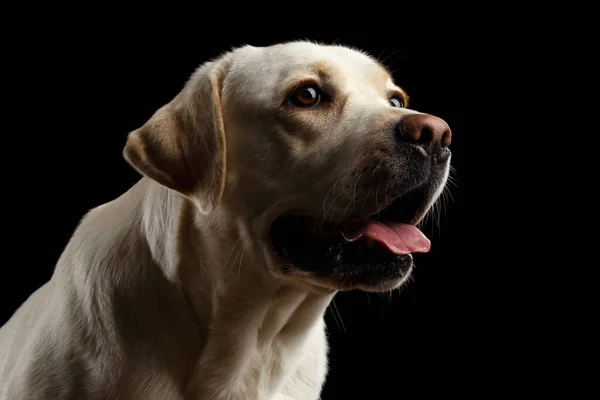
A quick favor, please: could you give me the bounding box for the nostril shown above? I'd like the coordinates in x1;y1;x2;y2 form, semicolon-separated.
396;114;452;155
418;125;434;146
441;128;452;148
396;119;421;144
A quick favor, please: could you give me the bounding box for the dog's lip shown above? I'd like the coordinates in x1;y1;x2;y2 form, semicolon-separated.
274;196;431;256
268;182;435;263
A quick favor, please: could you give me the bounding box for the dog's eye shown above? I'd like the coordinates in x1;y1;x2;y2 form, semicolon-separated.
289;85;325;107
390;96;404;108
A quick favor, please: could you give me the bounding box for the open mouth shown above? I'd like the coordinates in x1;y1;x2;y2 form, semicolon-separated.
269;185;433;283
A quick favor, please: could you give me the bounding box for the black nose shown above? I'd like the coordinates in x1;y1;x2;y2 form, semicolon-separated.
396;114;452;155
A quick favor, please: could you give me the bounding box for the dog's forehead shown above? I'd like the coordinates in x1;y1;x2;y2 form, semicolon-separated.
228;42;393;95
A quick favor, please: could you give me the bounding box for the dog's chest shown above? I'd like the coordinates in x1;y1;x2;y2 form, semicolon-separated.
252;320;329;400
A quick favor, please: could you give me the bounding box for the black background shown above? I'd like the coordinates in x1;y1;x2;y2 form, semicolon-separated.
2;15;469;399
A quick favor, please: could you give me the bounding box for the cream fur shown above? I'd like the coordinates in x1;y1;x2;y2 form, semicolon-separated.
0;41;448;399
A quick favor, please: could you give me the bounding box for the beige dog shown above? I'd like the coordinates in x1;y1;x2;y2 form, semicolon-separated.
0;41;452;399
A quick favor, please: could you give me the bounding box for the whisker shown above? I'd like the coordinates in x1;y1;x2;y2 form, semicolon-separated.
374;182;383;219
378;48;405;69
446;167;460;188
336;198;353;227
442;187;452;221
352;172;363;213
372;163;383;177
325;191;347;223
321;164;357;222
226;240;246;277
444;183;455;203
446;175;459;188
361;185;374;215
328;305;342;332
237;242;248;278
331;299;346;332
436;195;442;236
221;238;241;274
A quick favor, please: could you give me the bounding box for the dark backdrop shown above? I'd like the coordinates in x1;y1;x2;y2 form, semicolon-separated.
2;18;468;399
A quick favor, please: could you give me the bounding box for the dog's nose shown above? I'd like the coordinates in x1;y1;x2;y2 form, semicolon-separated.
396;114;452;155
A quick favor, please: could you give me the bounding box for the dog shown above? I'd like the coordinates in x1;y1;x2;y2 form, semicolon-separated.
0;41;452;399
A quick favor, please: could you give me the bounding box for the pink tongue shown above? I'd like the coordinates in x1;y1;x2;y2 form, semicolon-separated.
341;221;430;255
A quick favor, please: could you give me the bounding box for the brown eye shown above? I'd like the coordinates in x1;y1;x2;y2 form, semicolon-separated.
289;85;324;107
390;96;404;108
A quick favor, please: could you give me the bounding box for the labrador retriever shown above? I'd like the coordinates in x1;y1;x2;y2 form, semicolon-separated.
0;41;452;399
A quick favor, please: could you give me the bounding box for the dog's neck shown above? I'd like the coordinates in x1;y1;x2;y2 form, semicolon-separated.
138;178;335;397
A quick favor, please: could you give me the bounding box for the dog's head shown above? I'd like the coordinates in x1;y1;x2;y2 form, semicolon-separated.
124;41;452;293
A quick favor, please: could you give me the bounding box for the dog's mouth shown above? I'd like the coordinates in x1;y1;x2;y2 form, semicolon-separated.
269;185;433;290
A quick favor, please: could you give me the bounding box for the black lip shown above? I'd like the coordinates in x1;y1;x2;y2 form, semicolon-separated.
271;213;414;289
328;254;413;289
269;183;431;275
271;217;409;272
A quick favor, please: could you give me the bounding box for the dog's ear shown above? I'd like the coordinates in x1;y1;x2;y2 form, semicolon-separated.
123;53;232;214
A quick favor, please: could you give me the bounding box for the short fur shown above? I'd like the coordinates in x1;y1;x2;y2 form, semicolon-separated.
0;41;450;399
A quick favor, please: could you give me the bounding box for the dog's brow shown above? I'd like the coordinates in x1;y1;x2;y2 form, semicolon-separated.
279;63;337;100
313;61;335;78
383;69;409;105
391;87;410;106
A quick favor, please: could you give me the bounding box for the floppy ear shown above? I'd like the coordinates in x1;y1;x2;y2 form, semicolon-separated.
123;53;232;214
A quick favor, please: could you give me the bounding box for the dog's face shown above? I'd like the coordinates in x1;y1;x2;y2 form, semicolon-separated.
124;41;452;293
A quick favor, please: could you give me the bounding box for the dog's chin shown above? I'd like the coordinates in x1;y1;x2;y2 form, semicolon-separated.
268;184;434;293
275;250;414;293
